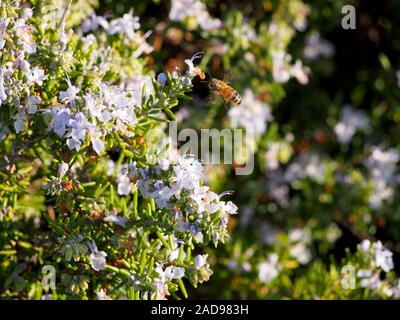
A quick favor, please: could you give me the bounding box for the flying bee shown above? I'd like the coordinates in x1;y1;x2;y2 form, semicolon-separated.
209;78;241;106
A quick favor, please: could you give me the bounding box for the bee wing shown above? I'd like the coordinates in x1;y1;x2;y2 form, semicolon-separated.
206;90;219;104
207;90;228;109
223;72;231;83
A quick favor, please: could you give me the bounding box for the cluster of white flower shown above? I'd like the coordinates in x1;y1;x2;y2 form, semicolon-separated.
46;80;141;154
117;148;238;246
258;253;282;284
288;228;312;265
357;240;400;298
153;263;185;300
304;31;335;61
231;21;257;50
228;89;273;139
288;0;310;32
334;105;370;144
0;0;244;301
81;9;153;55
266;169;290;207
365;147;400;209
285;154;330;184
271;51;310;85
264;137;293;171
263;147;334;208
0;4;47;133
169;0;222;32
0;1;155;155
256;228;313;284
266;4;311;86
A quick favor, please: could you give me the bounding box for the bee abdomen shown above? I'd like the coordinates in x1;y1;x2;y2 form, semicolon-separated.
226;88;240;104
229;90;241;104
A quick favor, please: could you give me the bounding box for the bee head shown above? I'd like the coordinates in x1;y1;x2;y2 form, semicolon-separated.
209;78;217;90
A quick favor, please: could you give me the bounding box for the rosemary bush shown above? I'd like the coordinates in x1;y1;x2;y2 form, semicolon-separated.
0;0;237;299
2;0;400;300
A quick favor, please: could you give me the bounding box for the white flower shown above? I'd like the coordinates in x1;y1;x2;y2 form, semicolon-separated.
168;266;185;279
66;112;88;151
184;52;204;79
27;66;46;86
290;60;310;85
194;254;206;270
304;31;335;60
288;228;311;264
154;278;169;300
272;51;309;84
27;95;40;114
21;8;33;21
172;155;204;191
84;93;112;123
157;264;185;281
168;239;187;262
59;80;80;108
190;187;219;214
360;239;371;252
158;158;170;171
0;67;7;105
265;142;281;170
220;201;238;215
88;240;107;272
266;169;290;207
81;34;96;46
258;253;281;283
169;0;222;31
365;147;399;209
288;228;311;243
107;9;140;41
154;263;185;300
189;224;204;243
357;269;381;290
290;242;311;265
15;19;36;53
81;14;109;33
334;105;369;144
272;51;291;83
50;107;71;137
58;162;69;177
68;112;88;141
117;164;136;195
13;107;25;133
374;241;394;273
91;136;104;154
104;209;128;228
0;18;10;50
123;76;154;106
232;22;257;45
66;137;81;151
285;154;327;183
